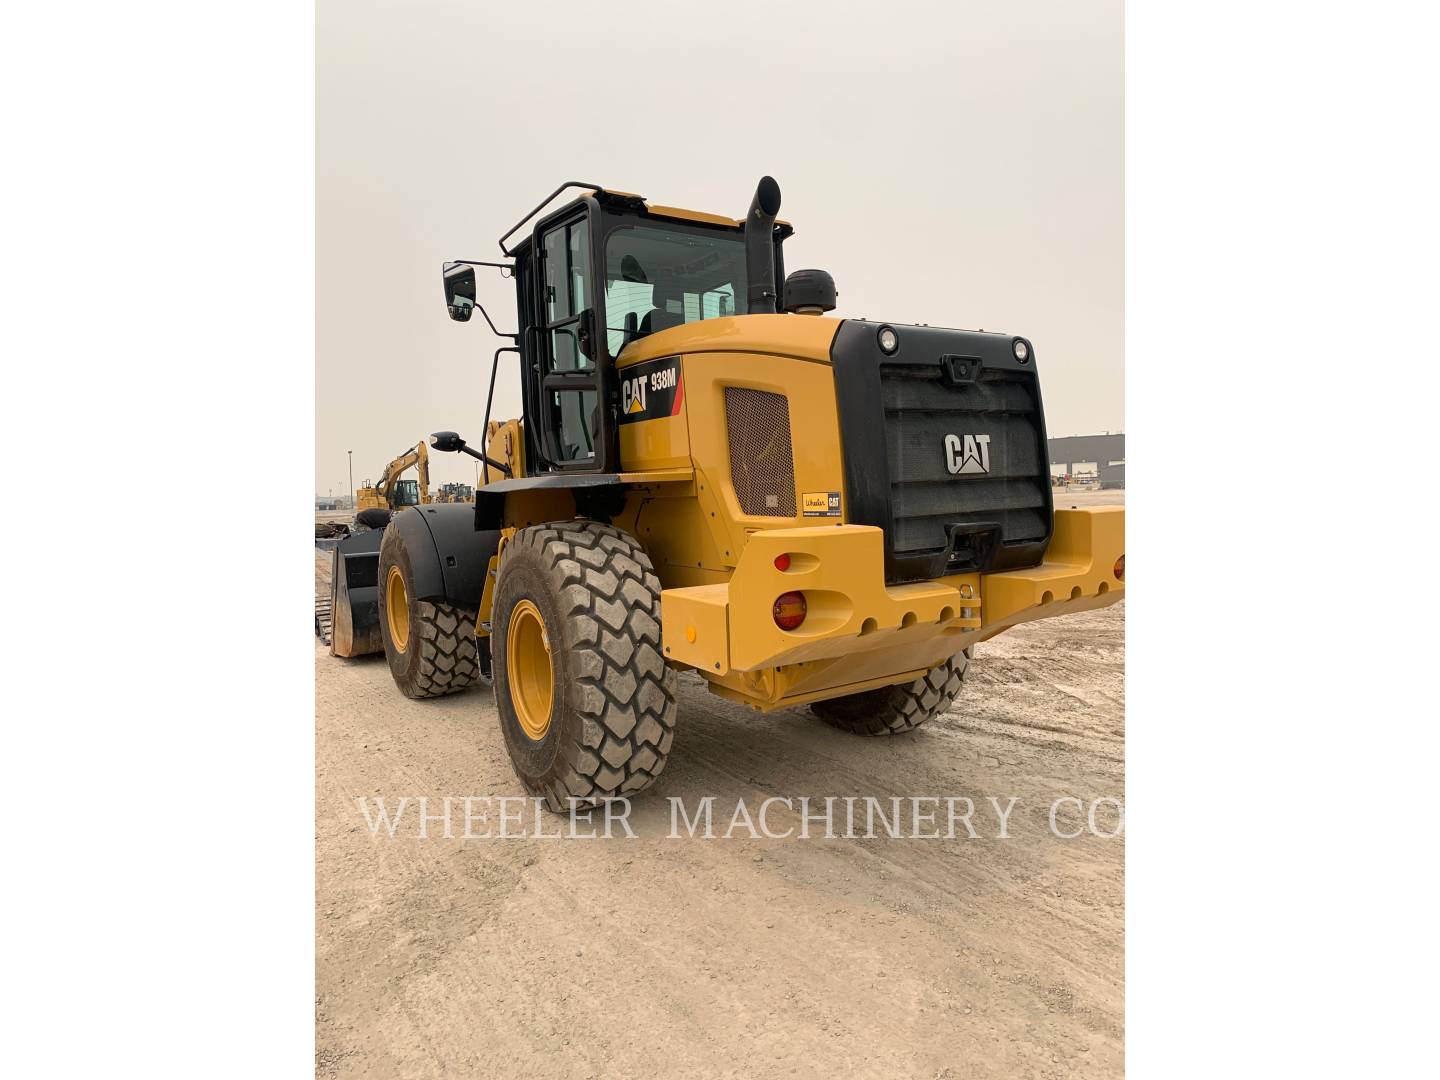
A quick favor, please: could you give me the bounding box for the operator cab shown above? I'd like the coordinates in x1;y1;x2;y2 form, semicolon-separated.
442;180;792;478
389;478;421;508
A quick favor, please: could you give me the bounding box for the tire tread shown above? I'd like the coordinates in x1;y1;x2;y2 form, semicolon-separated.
501;522;677;809
410;599;481;697
809;652;969;736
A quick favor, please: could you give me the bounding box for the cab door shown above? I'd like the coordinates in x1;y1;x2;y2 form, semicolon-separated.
532;213;603;470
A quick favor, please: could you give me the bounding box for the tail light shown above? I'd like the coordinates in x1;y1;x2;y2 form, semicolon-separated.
773;553;791;572
1114;554;1125;581
772;591;807;630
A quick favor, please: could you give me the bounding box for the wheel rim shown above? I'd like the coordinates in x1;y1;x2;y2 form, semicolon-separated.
506;599;553;740
386;566;410;652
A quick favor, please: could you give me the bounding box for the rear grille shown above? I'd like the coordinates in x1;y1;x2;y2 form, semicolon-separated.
724;387;796;516
882;366;1047;560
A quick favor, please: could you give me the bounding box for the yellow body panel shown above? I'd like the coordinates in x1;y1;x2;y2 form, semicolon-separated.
475;529;512;639
610;325;847;591
484;419;525;485
593;190;789;232
642;204;743;228
661;509;1124;711
615;313;839;368
618;408;691;473
619;468;693;484
980;507;1125;632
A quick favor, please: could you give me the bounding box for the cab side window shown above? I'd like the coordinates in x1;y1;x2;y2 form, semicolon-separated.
542;219;592;373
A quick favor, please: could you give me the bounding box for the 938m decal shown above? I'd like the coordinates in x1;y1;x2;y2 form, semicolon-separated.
618;355;684;424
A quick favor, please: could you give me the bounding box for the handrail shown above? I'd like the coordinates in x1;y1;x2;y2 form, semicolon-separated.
497;180;604;256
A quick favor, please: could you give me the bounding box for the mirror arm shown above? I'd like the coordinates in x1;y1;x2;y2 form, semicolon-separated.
447;259;520;338
473;302;518;341
430;433;512;479
456;442;511;477
451;259;515;276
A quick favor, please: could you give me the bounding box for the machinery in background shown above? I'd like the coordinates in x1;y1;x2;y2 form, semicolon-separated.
353;441;432;529
434;482;475;504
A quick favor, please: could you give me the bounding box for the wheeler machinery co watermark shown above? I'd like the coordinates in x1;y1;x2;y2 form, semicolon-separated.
353;795;1124;841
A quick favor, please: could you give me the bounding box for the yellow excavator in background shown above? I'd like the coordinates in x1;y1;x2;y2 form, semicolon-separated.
354;441;432;529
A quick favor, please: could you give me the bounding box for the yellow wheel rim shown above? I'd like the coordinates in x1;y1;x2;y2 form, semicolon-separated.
506;599;554;740
385;566;410;653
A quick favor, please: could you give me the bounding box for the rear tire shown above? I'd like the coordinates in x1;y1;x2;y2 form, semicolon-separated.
810;650;970;735
491;522;677;811
377;525;480;698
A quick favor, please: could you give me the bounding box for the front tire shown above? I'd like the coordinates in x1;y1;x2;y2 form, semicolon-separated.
810;650;970;735
377;524;481;698
492;522;677;810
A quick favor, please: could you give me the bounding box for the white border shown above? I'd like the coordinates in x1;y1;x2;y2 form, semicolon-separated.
5;0;1438;1072
4;1;313;1073
1130;1;1437;1073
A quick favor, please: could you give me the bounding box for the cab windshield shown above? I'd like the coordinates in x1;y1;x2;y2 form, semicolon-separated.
603;223;747;354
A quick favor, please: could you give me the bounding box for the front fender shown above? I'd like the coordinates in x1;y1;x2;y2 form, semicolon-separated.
389;503;499;609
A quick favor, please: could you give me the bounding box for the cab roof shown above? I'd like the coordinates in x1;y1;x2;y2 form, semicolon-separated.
499;181;790;256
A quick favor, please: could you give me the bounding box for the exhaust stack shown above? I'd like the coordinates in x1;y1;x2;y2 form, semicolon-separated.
744;176;782;314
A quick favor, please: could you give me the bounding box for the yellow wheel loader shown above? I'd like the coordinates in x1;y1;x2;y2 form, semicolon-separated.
433;482;474;504
328;177;1124;810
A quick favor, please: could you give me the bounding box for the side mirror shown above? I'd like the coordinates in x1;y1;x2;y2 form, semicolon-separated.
430;431;465;453
442;262;476;322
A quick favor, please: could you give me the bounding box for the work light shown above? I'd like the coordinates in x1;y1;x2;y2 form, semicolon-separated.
877;326;898;354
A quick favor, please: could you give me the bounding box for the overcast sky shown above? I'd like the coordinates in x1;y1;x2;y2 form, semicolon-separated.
317;0;1122;494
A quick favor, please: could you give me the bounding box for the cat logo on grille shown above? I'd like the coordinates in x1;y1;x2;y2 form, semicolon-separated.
944;433;992;476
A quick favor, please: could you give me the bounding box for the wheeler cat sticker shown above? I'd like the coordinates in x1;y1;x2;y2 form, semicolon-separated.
801;491;842;517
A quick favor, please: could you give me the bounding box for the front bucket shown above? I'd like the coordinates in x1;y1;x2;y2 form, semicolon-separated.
330;528;385;658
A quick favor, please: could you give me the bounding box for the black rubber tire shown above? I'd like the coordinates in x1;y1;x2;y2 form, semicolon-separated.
355;507;392;531
809;650;971;735
377;524;481;699
491;521;677;811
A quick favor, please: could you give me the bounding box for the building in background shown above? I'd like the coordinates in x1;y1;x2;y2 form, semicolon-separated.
1049;433;1125;487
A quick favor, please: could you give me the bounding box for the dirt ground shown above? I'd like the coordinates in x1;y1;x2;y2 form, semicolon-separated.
316;488;1124;1079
